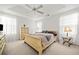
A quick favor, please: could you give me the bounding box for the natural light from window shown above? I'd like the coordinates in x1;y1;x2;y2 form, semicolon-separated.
1;16;16;35
36;21;42;32
60;13;78;41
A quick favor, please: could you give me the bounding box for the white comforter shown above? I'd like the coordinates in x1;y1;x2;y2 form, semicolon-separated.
33;33;57;47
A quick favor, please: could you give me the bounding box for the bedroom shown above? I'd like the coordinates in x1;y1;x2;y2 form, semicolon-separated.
0;4;79;55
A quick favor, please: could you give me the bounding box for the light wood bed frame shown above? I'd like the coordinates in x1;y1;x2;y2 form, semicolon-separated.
24;34;56;55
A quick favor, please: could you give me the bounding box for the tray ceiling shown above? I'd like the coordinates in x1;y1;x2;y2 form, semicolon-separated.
0;4;79;20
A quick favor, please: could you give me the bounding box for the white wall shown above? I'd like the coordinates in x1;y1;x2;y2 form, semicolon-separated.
75;14;79;45
41;15;60;32
17;17;36;39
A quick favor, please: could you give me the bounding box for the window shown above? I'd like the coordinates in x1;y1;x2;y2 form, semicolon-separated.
60;13;78;39
36;21;42;32
1;16;16;35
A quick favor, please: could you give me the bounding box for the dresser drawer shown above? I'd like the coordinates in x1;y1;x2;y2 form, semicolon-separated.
0;44;3;49
0;35;5;55
0;40;3;44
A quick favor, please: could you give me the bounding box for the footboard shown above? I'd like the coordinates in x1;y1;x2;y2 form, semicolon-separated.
24;34;43;54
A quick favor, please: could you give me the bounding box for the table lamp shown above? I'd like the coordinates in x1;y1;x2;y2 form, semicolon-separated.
64;26;72;37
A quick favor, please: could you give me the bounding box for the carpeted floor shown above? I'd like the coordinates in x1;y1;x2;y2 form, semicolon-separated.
2;40;79;55
43;42;79;55
3;40;37;55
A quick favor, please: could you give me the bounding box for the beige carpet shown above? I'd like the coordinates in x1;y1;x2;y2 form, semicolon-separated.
3;40;37;55
43;42;79;55
2;40;79;55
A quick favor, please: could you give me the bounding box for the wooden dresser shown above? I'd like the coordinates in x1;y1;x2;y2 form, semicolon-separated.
20;24;29;40
0;35;6;54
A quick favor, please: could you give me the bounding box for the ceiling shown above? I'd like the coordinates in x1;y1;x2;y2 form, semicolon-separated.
0;4;79;20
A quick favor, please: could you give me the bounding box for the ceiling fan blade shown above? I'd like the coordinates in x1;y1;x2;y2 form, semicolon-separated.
36;10;50;16
25;4;33;9
36;5;43;10
36;10;44;14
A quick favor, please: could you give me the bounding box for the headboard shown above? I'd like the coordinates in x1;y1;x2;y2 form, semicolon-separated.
42;30;57;36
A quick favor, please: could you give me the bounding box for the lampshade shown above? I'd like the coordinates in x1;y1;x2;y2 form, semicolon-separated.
64;26;72;32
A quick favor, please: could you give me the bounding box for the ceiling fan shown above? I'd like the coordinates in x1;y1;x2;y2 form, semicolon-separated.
25;4;50;16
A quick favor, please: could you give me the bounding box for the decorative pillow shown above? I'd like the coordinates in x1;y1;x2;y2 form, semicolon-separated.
45;35;51;41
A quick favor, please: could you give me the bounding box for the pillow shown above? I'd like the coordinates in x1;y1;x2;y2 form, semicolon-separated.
42;30;47;33
42;30;57;36
45;35;51;41
47;31;57;36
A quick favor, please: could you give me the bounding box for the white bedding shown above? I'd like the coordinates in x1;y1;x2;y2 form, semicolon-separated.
32;33;56;47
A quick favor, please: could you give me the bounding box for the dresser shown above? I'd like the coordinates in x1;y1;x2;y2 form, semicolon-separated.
20;25;29;40
0;35;6;54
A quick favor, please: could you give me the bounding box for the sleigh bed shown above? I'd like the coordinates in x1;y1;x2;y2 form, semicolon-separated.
24;31;58;55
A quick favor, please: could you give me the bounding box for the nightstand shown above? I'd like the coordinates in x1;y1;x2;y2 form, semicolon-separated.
62;37;73;47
